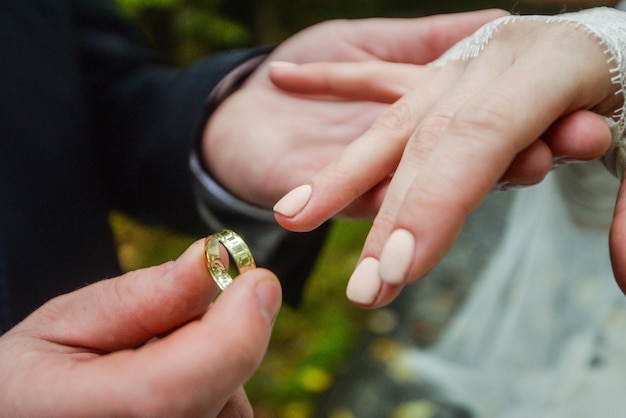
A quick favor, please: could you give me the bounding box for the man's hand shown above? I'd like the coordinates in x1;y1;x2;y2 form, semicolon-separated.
202;10;509;209
0;240;281;417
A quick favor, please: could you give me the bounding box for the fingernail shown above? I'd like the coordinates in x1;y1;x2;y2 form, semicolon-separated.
255;279;281;324
273;185;312;217
269;61;298;68
492;182;524;192
552;156;583;168
379;229;415;284
493;181;512;192
346;257;382;305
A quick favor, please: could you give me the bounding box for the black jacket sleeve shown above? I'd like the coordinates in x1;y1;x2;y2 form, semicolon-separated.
74;0;268;233
75;0;328;304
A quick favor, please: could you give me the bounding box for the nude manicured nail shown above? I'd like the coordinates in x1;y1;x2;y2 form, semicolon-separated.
273;185;312;217
346;257;382;305
256;279;281;324
379;229;415;284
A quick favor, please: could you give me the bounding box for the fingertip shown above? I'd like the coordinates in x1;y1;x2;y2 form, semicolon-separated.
172;238;208;271
167;237;218;303
273;184;330;232
544;110;612;161
32;238;215;350
252;269;282;324
273;184;312;217
347;257;382;305
379;229;415;285
499;139;552;186
128;269;281;410
268;61;299;83
214;267;282;324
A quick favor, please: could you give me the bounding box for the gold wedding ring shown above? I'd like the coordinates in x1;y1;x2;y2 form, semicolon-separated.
204;229;255;291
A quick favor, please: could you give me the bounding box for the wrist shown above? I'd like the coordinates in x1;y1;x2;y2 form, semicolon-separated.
190;50;276;228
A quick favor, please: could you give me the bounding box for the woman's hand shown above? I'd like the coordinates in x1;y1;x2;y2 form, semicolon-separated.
201;10;509;209
271;10;623;307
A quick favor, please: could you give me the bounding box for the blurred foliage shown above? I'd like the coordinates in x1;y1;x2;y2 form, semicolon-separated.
112;0;603;64
115;0;253;64
111;211;371;418
110;211;195;271
110;0;611;416
249;221;371;418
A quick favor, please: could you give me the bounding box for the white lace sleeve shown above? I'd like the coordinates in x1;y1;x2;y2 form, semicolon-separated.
433;7;626;178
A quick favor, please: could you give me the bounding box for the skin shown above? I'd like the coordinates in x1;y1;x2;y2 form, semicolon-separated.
0;10;515;415
203;9;511;209
6;5;619;414
269;12;625;307
0;239;282;417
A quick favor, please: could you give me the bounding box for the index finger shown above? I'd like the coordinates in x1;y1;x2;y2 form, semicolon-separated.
59;269;281;416
27;239;218;350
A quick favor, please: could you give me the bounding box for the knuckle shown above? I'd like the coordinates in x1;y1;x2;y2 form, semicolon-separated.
412;113;452;145
448;93;510;146
404;113;453;164
374;208;399;232
372;101;414;135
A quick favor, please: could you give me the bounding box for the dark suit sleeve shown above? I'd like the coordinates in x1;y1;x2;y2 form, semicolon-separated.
74;0;328;304
74;0;258;233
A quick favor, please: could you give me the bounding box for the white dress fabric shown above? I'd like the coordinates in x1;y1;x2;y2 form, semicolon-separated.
393;5;626;417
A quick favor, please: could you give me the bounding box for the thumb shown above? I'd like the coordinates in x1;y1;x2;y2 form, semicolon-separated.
610;177;626;293
35;255;282;416
132;268;282;412
102;268;282;416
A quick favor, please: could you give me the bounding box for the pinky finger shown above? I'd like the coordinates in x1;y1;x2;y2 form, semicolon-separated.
543;110;612;162
496;139;553;190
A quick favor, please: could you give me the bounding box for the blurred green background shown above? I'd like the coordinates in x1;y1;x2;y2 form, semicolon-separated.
111;0;612;416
